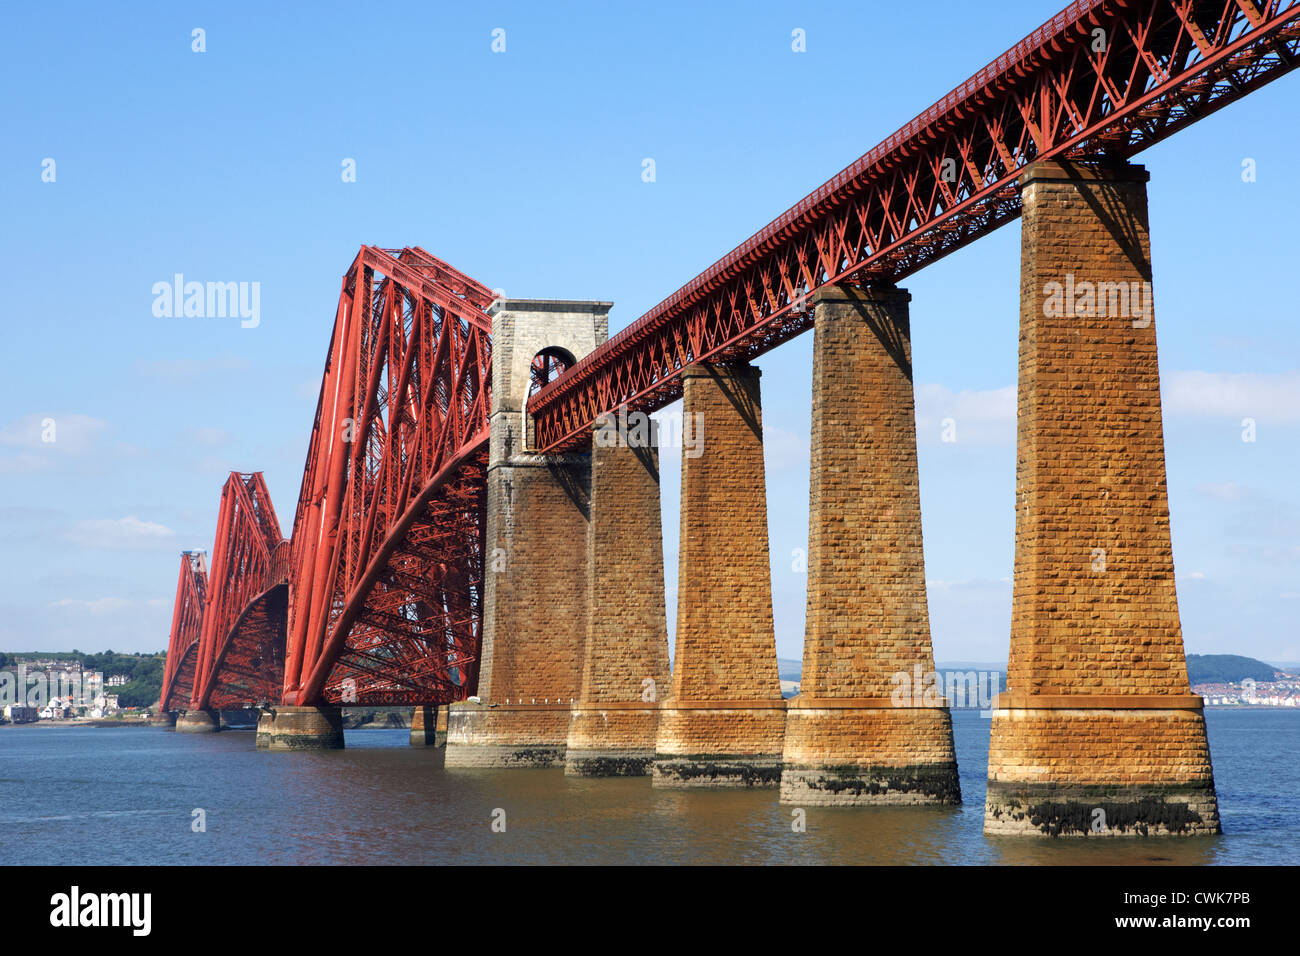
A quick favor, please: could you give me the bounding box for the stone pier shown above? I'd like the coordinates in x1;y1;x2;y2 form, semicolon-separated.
985;160;1219;836
149;711;178;728
175;709;220;733
409;705;446;746
566;415;671;776
445;300;610;769
653;363;786;788
781;284;959;806
254;705;344;750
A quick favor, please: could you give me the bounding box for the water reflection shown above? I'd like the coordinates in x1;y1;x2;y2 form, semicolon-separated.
0;709;1292;865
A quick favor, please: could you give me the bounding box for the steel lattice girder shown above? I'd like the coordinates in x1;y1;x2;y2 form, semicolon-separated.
282;246;493;706
527;0;1300;451
190;472;289;710
159;550;207;713
205;583;288;710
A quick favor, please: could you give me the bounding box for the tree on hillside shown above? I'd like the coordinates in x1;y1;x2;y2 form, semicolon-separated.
1186;654;1277;684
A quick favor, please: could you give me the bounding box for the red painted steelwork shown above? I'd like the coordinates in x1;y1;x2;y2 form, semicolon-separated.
190;473;289;710
167;1;1300;709
281;247;493;706
528;0;1300;450
159;550;207;713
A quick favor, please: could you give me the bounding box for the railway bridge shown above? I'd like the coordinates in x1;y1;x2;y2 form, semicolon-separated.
159;0;1300;836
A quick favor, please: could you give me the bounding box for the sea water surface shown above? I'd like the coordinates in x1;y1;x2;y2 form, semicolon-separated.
1;709;1296;865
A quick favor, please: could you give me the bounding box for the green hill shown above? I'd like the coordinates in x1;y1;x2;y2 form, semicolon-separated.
1186;654;1280;684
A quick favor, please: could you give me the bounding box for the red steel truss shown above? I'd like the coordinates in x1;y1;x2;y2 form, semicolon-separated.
158;550;207;713
190;472;290;710
281;247;493;706
166;1;1300;710
528;0;1300;450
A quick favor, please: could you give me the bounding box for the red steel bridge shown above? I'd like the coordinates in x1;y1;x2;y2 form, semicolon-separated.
161;0;1300;715
160;473;289;712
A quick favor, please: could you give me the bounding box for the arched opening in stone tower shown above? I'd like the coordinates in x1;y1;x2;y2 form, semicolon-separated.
528;346;576;397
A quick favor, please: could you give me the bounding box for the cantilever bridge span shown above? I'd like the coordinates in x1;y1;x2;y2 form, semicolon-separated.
165;472;288;731
161;0;1299;834
280;247;492;708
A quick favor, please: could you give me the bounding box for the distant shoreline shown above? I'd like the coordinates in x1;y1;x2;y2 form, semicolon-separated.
0;718;155;729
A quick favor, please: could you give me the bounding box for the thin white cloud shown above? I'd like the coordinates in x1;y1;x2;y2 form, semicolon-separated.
915;383;1016;446
0;414;109;474
903;372;1300;441
0;452;47;475
48;597;134;615
1195;482;1248;502
185;426;232;447
64;516;176;550
1164;370;1300;422
0;413;108;452
134;356;251;384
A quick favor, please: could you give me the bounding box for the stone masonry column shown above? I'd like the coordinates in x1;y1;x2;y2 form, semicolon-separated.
409;704;445;746
653;363;787;788
985;160;1219;836
780;284;959;806
566;413;671;776
254;705;344;750
445;300;610;769
175;709;220;733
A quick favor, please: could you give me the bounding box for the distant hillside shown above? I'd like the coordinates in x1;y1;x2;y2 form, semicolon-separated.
0;650;165;708
1186;654;1282;684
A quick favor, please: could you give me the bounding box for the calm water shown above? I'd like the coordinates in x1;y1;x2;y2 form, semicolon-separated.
1;709;1295;865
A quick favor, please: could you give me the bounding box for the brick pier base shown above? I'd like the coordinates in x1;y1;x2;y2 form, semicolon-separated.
567;704;663;776
653;364;787;788
445;702;574;767
254;705;344;751
780;285;958;806
409;705;446;747
442;455;590;769
985;160;1219;836
567;417;671;776
986;696;1219;836
782;702;959;805
175;709;220;733
654;702;788;787
445;299;608;770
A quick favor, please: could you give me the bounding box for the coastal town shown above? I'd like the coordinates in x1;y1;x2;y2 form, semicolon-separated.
0;658;134;724
1193;675;1300;707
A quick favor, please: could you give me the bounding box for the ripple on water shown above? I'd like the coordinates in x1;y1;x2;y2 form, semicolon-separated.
0;711;1295;865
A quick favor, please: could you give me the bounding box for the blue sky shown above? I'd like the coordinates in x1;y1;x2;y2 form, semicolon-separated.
1;1;1296;667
